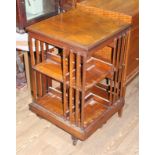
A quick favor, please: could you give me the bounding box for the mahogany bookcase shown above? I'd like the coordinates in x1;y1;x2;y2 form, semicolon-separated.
26;5;131;145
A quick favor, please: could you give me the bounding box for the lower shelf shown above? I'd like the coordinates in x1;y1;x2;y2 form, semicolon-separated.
36;93;64;117
34;91;109;127
30;88;124;140
83;94;109;127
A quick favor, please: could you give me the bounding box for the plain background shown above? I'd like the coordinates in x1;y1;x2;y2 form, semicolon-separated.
0;0;155;154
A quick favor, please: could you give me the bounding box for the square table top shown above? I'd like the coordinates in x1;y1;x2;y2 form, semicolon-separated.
27;6;130;51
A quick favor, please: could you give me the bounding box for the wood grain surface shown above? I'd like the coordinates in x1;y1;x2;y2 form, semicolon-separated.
16;76;139;155
26;6;130;50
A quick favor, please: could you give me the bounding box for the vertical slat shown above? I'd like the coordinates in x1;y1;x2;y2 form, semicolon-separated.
112;38;117;66
116;36;122;100
120;35;126;71
113;37;121;102
29;36;35;65
35;40;42;97
41;41;45;61
117;35;125;98
109;79;113;104
29;35;37;99
81;56;86;128
62;48;67;119
40;41;47;95
35;40;40;64
69;51;74;123
45;43;49;53
123;31;131;86
46;43;52;88
113;72;117;102
110;38;117;104
121;31;131;97
75;54;80;126
120;34;128;97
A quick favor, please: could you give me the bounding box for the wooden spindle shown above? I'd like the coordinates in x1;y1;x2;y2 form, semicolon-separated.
69;51;74;123
40;41;45;61
35;40;40;64
112;38;117;66
46;43;52;88
35;40;42;97
113;36;122;102
109;79;113;104
115;36;122;100
81;56;86;128
29;36;35;66
45;43;49;52
110;39;117;104
29;35;37;99
121;31;131;97
40;41;47;95
62;48;67;119
75;54;80;126
117;35;126;98
111;38;118;103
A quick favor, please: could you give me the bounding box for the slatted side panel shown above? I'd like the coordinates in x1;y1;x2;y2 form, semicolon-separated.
63;50;84;128
29;37;57;100
109;31;131;104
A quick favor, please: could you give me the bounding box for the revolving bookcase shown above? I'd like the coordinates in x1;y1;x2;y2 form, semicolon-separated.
27;6;131;145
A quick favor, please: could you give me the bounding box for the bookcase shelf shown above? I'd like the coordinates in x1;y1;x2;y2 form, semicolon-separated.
33;57;113;90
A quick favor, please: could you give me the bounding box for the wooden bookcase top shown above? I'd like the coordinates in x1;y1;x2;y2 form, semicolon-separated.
27;6;130;51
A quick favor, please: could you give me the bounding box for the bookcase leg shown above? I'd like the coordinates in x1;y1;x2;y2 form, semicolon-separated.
118;107;123;117
71;136;78;146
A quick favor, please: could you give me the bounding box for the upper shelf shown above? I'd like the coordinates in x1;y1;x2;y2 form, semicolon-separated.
33;58;63;82
33;57;113;90
26;6;131;51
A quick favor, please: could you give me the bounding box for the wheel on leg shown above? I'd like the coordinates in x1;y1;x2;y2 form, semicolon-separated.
118;107;123;117
71;136;78;146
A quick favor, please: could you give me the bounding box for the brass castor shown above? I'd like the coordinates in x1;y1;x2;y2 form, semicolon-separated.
71;136;78;146
118;108;123;117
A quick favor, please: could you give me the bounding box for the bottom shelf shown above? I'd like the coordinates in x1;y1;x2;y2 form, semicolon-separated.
36;93;64;117
34;86;111;128
83;94;109;127
30;94;124;140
